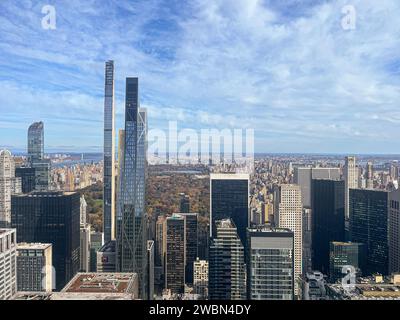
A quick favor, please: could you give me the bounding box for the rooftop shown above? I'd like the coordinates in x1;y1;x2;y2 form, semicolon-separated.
17;243;52;250
62;273;136;294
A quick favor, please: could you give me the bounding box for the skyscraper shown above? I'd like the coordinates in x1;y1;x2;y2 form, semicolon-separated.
103;60;116;244
179;212;198;285
90;231;104;272
344;156;358;220
147;240;155;300
193;258;208;298
209;219;246;300
15;167;36;194
16;243;53;292
274;184;302;296
293;167;340;208
389;188;400;274
210;173;249;246
28;122;50;191
311;179;345;274
179;193;190;213
0;150;21;227
165;214;186;294
11;192;80;290
27;122;44;162
329;241;366;282
247;226;294;300
0;229;17;300
116;77;148;298
350;189;389;276
366;162;374;189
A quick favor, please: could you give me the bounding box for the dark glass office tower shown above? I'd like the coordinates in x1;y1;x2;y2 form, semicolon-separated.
350;189;389;275
329;241;366;282
116;78;148;298
15;167;36;193
165;214;186;294
209;219;246;300
11;192;80;290
103;60;116;243
27;122;44;162
247;227;294;300
311;179;345;275
180;212;198;284
210;173;249;247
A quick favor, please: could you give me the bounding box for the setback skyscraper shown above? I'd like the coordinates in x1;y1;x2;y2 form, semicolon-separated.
103;60;116;243
209;219;246;300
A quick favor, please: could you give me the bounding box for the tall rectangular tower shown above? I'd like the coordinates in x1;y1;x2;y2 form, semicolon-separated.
344;156;358;220
116;77;147;299
350;189;389;275
103;60;116;243
274;184;302;296
210;173;249;247
311;179;345;274
389;188;400;274
247;226;294;300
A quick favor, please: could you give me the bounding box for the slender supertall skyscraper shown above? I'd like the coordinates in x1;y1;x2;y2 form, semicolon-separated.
116;77;148;299
103;60;116;243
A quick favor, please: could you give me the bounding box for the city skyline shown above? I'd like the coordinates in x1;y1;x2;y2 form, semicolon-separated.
1;0;400;153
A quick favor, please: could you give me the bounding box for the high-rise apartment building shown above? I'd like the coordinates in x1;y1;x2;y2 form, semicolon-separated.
116;77;148;298
210;173;249;247
28;122;50;191
16;243;53;292
350;189;389;276
344;156;359;220
11;192;80;290
0;229;17;300
193;258;208;298
209;219;246;300
389;188;400;274
366;162;374;189
0;150;21;228
103;60;116;243
80;224;91;272
274;184;302;296
311;179;345;274
165;214;186;294
247;226;294;300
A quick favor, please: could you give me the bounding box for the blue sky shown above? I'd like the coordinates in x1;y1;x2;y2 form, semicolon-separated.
0;0;399;153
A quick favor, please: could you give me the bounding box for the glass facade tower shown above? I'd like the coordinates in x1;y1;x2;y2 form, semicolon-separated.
116;77;148;298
